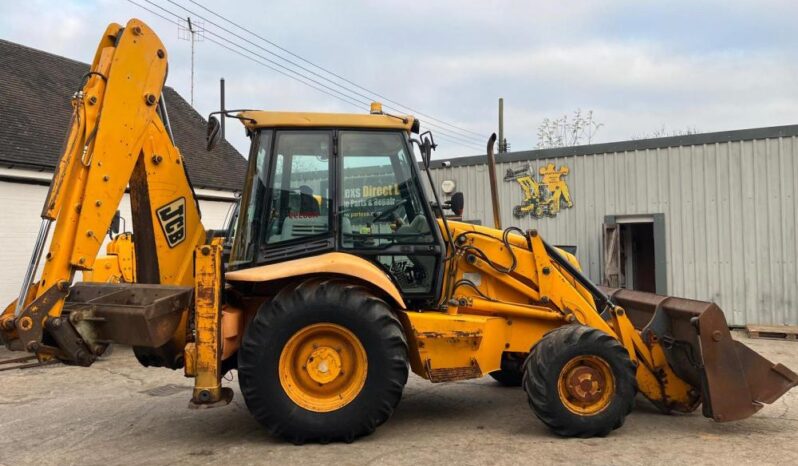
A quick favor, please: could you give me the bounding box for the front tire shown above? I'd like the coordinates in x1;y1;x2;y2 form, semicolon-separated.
523;325;637;438
238;277;408;444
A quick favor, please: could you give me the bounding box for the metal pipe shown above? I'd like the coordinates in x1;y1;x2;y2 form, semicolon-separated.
465;297;564;321
485;133;501;229
220;78;225;139
158;93;175;145
14;218;52;316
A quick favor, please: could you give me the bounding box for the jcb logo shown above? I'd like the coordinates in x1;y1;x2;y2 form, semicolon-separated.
157;197;186;248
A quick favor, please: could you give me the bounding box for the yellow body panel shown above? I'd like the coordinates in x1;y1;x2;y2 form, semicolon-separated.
83;233;136;283
239;110;415;132
399;311;561;381
225;252;406;309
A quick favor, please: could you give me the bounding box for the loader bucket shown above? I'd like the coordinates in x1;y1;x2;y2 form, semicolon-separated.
599;286;798;422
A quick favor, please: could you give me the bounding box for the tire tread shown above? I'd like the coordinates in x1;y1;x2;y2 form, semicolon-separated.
238;277;408;443
523;325;637;438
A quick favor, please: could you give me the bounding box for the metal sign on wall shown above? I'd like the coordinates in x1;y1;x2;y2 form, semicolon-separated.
504;162;573;219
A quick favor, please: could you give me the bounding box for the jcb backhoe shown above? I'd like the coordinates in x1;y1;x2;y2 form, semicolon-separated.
1;19;796;444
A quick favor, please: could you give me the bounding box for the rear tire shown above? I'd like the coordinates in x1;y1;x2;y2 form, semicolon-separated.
489;352;526;387
523;325;637;437
238;277;408;444
490;369;523;387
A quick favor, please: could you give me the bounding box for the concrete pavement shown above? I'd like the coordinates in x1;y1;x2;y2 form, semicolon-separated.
1;331;796;465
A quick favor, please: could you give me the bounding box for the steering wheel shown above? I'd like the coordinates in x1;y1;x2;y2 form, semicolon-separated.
372;199;408;222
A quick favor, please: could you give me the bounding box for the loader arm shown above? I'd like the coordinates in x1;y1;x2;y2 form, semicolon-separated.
430;219;797;423
0;19;206;366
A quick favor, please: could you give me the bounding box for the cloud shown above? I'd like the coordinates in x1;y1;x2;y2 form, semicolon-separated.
1;0;796;158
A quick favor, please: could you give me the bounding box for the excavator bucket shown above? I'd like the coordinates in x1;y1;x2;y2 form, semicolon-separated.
600;287;798;422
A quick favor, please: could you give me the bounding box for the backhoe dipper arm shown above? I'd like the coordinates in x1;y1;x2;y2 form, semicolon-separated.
0;19;206;364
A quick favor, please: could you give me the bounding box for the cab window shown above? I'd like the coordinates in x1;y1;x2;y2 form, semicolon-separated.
262;131;332;246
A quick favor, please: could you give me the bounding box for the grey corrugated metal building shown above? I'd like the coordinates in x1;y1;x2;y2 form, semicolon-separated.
428;125;798;326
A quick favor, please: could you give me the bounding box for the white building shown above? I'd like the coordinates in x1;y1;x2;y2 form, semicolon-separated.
0;39;246;304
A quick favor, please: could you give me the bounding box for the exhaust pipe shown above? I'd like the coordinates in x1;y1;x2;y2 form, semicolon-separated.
485;133;501;230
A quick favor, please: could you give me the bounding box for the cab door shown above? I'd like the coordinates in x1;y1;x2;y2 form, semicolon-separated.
337;130;443;303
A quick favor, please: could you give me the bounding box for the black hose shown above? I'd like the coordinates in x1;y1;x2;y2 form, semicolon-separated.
451;279;497;302
442;226;526;306
453;226;525;274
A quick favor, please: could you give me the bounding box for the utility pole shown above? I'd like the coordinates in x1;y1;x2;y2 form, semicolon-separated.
498;98;509;153
220;78;225;139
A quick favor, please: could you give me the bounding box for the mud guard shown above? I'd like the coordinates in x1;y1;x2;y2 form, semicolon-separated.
601;287;798;422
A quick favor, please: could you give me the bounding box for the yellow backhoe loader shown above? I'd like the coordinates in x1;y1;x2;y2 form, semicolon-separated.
2;19;796;444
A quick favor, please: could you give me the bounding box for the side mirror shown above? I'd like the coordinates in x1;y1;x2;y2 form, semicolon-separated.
109;210;121;236
420;138;432;169
206;115;221;151
450;192;464;217
419;130;437;169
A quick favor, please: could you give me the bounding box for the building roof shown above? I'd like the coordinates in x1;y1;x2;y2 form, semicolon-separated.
430;124;798;169
239;109;416;132
0;38;247;192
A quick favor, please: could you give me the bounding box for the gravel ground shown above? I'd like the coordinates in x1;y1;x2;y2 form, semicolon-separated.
1;330;796;466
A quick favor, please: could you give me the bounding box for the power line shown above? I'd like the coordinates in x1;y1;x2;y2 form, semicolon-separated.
164;0;486;146
127;0;486;152
127;0;367;110
144;2;376;108
186;0;487;141
139;0;483;150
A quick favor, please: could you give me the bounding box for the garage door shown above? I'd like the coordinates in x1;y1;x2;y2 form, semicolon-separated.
0;179;235;305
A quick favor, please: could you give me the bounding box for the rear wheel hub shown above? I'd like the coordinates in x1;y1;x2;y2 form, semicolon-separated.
279;323;367;413
306;346;343;384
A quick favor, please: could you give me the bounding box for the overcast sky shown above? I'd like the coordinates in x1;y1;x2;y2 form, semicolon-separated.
2;0;796;158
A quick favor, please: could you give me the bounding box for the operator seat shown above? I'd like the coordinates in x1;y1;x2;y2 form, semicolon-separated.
396;214;435;288
299;185;320;217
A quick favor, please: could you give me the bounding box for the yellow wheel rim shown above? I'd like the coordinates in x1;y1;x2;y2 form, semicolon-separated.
279;323;367;413
557;355;614;415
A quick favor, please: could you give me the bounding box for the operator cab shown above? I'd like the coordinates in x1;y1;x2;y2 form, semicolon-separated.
224;107;444;304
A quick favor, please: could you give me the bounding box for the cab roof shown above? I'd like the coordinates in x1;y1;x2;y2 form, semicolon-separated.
238;109;417;132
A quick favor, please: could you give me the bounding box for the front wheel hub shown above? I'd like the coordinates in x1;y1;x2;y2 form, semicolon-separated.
558;355;615;415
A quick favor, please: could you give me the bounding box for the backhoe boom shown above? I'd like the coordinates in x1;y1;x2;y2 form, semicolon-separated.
0;19;205;367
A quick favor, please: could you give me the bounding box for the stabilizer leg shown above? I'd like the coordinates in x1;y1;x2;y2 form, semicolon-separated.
186;242;233;408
